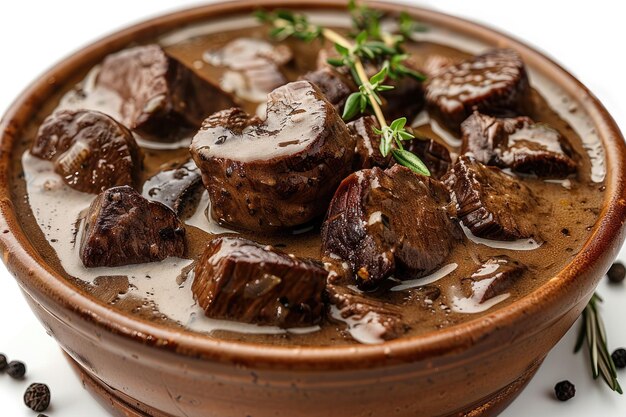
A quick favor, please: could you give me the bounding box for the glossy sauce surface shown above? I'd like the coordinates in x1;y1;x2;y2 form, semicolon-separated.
11;15;606;346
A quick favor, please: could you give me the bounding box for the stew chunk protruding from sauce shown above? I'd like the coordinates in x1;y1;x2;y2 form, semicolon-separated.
190;80;356;233
462;256;527;303
192;237;327;327
80;186;185;267
142;159;203;215
322;165;460;290
461;112;577;178
31;110;142;194
97;44;236;137
444;156;540;241
425;49;530;131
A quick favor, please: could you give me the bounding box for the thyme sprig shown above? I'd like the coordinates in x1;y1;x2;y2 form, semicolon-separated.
574;293;623;394
255;7;429;176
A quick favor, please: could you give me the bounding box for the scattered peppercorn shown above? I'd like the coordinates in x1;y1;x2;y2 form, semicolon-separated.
554;380;576;401
612;348;626;369
24;383;51;412
0;353;7;371
6;360;26;379
607;262;625;283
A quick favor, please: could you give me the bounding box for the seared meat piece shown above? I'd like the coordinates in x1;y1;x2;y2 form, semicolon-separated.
348;116;451;178
80;186;185;267
142;159;202;215
381;73;425;122
443;156;540;241
205;38;293;103
190;81;356;233
461;112;577;178
192;237;327;327
404;136;452;179
96;44;235;136
348;116;392;170
462;256;527;302
321;165;459;289
425;49;530;131
300;67;355;111
31;110;142;193
327;284;407;341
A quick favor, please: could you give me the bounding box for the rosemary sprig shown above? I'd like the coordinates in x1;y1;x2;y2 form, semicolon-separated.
574;293;623;394
255;7;430;176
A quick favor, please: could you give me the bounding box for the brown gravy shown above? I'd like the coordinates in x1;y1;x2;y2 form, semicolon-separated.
10;20;605;346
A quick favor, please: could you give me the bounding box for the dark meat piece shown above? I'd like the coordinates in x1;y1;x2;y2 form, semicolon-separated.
142;159;202;215
190;81;356;233
300;67;355;112
348;116;451;178
425;49;530;131
461;112;577;178
348;116;392;170
204;38;293;103
404;135;452;179
192;237;326;327
96;44;235;136
327;284;407;341
321;165;459;289
443;156;540;241
80;186;185;267
31;110;142;193
462;256;527;302
381;72;425;122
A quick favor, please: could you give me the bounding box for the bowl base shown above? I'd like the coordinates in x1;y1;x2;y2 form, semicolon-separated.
65;352;541;417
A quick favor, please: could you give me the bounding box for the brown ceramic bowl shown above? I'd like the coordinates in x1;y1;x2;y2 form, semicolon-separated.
1;1;625;416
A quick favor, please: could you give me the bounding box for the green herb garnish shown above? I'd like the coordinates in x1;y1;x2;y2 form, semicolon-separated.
255;3;429;175
574;293;623;394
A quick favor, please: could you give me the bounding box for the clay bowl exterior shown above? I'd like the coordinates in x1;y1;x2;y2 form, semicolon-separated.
1;1;625;416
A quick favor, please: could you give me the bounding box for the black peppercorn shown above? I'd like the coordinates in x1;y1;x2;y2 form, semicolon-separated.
24;383;51;412
37;415;49;417
612;348;626;369
607;262;625;283
6;360;26;379
554;380;576;401
0;353;7;371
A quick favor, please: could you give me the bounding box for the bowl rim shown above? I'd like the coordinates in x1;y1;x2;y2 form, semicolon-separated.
1;0;625;369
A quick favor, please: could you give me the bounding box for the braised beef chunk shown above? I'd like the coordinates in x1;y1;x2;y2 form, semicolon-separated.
381;72;425;122
443;156;540;241
327;284;407;341
142;159;202;215
425;49;530;131
190;81;356;233
192;237;326;327
204;38;293;102
321;165;459;289
463;256;527;302
31;110;142;193
96;44;235;136
80;186;185;267
300;67;354;111
348;116;392;170
461;112;577;178
404;136;452;179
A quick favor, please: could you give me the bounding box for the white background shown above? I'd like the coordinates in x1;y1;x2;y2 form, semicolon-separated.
1;1;625;416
